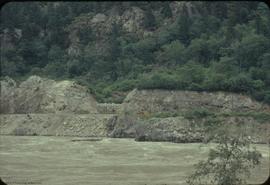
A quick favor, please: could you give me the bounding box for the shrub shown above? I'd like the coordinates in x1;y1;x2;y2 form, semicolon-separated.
187;128;262;185
227;74;253;92
184;108;215;120
137;72;179;90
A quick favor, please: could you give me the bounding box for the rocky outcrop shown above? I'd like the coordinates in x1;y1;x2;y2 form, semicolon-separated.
123;89;270;115
110;116;269;144
97;103;122;114
0;76;119;137
170;1;199;18
1;76;269;143
0;76;97;113
0;113;117;137
134;117;204;143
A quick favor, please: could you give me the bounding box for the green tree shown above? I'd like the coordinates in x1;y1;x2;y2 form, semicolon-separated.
107;22;121;80
161;2;172;18
131;37;156;64
178;61;205;89
227;73;253;92
187;38;210;65
231;34;270;71
157;40;186;65
176;4;191;46
187;124;262;185
143;10;156;30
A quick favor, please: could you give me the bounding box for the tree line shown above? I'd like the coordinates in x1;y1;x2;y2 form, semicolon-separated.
1;1;270;103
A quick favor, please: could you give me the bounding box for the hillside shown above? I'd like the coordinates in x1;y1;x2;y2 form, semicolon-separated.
0;75;97;113
1;1;270;103
0;76;269;143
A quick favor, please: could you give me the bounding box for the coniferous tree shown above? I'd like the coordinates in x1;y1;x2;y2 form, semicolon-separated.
143;10;156;30
161;2;172;18
177;4;191;46
108;22;121;80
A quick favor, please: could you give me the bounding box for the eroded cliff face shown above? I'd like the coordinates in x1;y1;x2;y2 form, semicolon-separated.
66;7;148;57
0;113;116;137
0;76;97;114
111;116;269;144
66;2;199;57
112;89;269;143
122;89;270;115
0;76;118;136
0;76;269;143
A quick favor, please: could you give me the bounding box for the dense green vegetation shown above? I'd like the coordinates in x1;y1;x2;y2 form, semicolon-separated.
146;108;270;123
1;1;270;103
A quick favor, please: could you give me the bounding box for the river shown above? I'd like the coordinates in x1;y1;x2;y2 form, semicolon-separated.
0;136;269;185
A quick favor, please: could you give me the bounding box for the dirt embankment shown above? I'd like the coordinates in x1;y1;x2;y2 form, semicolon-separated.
0;113;116;137
0;76;116;137
109;89;270;143
109;115;269;144
122;89;270;115
0;76;269;143
0;76;97;114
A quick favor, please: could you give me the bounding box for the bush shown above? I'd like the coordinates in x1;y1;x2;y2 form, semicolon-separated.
110;79;138;92
137;72;180;90
187;128;262;185
263;91;270;104
203;73;229;91
184;108;215;119
227;74;253;92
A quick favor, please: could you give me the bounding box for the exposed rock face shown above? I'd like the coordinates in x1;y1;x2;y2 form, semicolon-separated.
0;76;269;142
91;13;107;23
121;7;145;34
97;103;122;114
123;89;270;115
0;76;119;137
170;1;199;18
0;76;98;113
0;76;17;113
66;6;147;57
134;117;204;143
110;116;269;144
0;113;117;137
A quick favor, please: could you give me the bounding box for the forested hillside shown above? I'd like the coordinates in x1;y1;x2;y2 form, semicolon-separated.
1;1;270;103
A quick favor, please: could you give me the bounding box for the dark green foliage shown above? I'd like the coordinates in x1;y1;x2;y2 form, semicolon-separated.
175;5;191;46
161;2;172;18
138;72;180;90
1;2;270;103
142;10;156;30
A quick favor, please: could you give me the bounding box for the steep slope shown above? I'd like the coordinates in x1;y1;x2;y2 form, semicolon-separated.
1;2;269;104
0;76;269;144
0;113;116;137
109;89;270;143
122;89;270;115
0;76;97;113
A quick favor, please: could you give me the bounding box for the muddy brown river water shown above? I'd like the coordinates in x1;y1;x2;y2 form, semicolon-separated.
0;136;269;185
